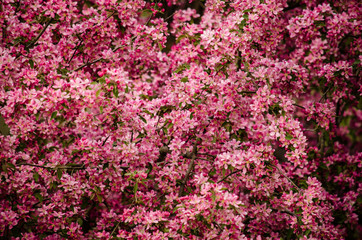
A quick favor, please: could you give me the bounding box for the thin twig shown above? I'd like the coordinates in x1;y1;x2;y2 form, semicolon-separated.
73;58;104;72
304;128;316;132
17;163;85;170
26;18;53;49
293;103;305;109
101;135;110;146
271;208;297;217
67;38;83;64
238;91;256;94
110;221;121;236
72;10;152;73
67;10;116;66
178;142;198;197
164;11;177;21
197;157;213;162
197;153;216;159
17;163;51;169
271;164;301;192
319;86;331;103
217;169;243;183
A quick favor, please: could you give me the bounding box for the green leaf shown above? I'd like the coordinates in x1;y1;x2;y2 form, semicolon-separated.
99;106;103;113
285;228;294;240
33;172;40;182
97;194;102;203
134;182;138;194
96;89;102;97
34;192;43;203
51;111;57;119
29;59;34;69
181;77;189;83
314;20;325;27
138;114;147;123
57;169;63;180
77;218;83;226
136;132;145;139
209;168;216;177
98;76;106;84
174;63;190;74
173;206;181;213
141;9;152;18
125;84;129;93
176;34;188;43
7;163;15;170
304;229;311;237
143;110;153;116
285;132;293;140
211;191;216;202
2;163;16;173
2;164;8;173
166;122;173;129
190;112;194;120
113;86;119;98
49;182;57;190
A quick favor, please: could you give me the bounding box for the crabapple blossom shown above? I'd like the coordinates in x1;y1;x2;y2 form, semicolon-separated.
0;0;361;239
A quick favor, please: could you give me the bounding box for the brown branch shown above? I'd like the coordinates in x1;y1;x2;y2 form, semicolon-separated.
217;169;243;183
293;103;305;109
73;57;104;72
101;135;110;147
271;207;297;217
17;163;51;169
178;142;198;197
238;91;256;94
271;164;301;192
157;146;171;162
17;163;85;170
67;38;83;64
110;220;121;237
71;9;153;73
197;153;216;159
319;86;331;103
26;18;53;49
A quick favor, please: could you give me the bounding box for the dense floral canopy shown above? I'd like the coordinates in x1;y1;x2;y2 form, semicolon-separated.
0;0;361;239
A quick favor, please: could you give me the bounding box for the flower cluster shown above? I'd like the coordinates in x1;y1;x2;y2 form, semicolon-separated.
0;0;361;239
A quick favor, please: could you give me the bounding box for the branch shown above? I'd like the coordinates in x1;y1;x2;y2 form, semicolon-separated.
17;163;51;169
319;86;331;103
110;221;121;237
197;153;216;159
271;207;297;217
26;18;53;49
238;91;256;94
17;163;85;170
157;146;171;162
67;38;83;64
217;169;243;183
293;103;305;109
271;164;301;192
280;209;297;217
178;142;198;197
72;57;104;72
71;11;152;73
101;135;110;147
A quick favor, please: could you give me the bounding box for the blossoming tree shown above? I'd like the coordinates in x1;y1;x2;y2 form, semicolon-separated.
0;0;361;239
